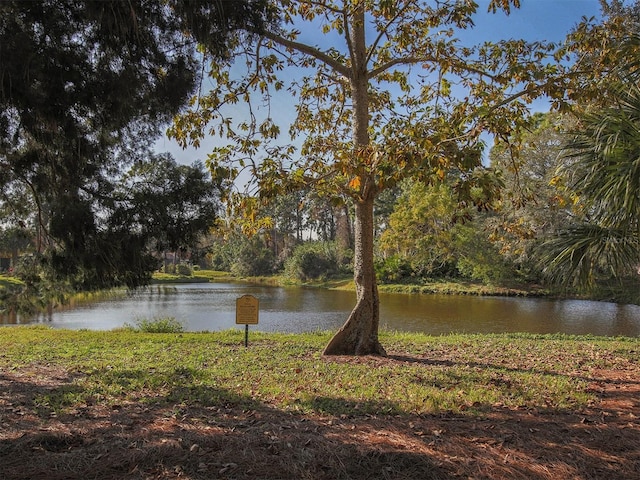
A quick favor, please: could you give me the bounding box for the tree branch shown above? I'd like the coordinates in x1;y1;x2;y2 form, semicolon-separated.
261;30;350;77
365;2;415;67
368;53;500;81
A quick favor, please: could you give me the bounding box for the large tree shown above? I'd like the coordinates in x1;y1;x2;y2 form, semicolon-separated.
117;154;221;257
0;0;271;289
45;153;222;289
171;0;569;355
378;180;460;278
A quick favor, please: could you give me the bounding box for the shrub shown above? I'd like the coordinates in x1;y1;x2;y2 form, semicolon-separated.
230;241;276;277
210;235;275;277
375;255;413;283
454;225;510;284
176;263;192;276
124;316;185;333
284;241;348;281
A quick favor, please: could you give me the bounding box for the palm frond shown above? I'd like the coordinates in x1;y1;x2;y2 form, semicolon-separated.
540;223;640;289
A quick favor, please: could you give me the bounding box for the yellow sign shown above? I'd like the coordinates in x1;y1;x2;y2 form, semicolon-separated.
236;295;259;325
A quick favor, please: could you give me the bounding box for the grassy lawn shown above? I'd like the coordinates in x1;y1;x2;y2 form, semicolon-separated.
1;327;639;479
1;327;636;416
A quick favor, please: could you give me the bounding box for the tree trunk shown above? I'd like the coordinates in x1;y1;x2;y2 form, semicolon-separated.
335;202;352;250
323;195;386;356
323;3;385;356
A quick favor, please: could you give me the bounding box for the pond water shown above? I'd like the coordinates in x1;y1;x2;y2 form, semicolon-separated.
3;282;640;336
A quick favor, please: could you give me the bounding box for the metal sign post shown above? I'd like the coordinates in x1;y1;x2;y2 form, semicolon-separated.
236;294;259;347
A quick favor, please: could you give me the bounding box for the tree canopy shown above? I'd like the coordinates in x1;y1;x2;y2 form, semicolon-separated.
488;2;640;298
170;0;575;355
0;0;272;290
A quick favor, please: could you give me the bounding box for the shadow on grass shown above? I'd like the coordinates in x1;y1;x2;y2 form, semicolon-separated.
389;353;640;386
1;364;639;480
300;395;401;416
0;369;447;480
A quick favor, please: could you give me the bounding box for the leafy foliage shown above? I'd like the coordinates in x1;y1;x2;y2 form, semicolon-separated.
534;29;640;296
488;113;576;280
375;255;413;284
116;154;221;255
284;241;352;281
559;0;640;111
378;181;459;279
377;180;508;283
216;234;276;278
454;224;510;284
170;0;570;354
540;75;640;292
0;0;271;291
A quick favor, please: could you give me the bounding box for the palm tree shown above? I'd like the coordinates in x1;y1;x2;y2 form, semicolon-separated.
541;56;640;294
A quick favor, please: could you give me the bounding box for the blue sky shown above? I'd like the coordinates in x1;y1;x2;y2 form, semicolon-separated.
463;0;601;43
156;0;605;165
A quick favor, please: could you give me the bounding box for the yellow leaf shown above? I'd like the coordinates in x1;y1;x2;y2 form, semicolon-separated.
348;177;361;190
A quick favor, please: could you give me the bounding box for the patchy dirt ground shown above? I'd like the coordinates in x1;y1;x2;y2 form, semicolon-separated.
1;361;639;480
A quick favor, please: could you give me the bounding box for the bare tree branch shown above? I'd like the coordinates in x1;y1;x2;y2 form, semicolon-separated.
261;30;350;77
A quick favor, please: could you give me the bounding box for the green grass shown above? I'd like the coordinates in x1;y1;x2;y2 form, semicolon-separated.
235;274;553;298
152;269;232;283
1;327;637;419
377;280;551;296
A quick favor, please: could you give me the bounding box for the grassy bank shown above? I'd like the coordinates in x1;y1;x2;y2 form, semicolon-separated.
151;269;232;284
1;327;637;417
241;274;552;298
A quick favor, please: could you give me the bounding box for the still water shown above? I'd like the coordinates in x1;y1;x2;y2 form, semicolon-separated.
4;282;640;336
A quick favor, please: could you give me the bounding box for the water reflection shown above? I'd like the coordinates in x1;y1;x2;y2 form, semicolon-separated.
2;282;639;336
